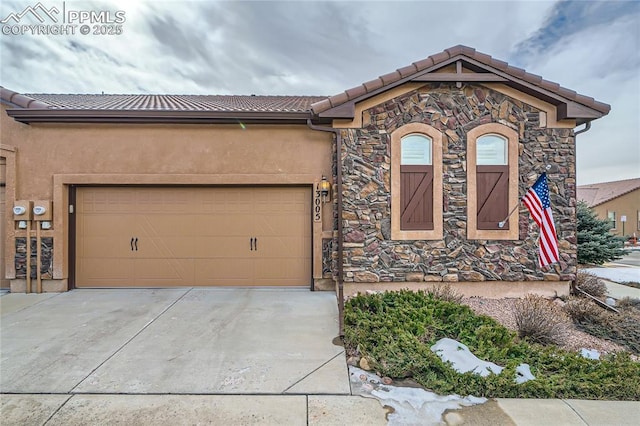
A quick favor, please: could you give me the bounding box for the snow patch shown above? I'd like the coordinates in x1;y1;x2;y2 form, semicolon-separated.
580;348;601;360
349;366;487;426
515;364;536;384
431;338;503;377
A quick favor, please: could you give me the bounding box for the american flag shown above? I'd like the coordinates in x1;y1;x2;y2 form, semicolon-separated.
522;173;559;267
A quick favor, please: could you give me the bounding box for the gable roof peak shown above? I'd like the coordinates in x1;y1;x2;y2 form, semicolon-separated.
311;45;610;124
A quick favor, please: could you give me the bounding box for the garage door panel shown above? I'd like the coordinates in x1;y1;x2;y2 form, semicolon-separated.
254;259;310;286
79;215;136;237
195;236;248;258
134;258;195;286
196;213;251;236
194;258;253;286
137;214;198;237
78;237;135;258
135;237;197;259
76;259;135;287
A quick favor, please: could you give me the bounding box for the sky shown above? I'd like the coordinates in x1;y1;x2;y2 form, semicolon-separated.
0;0;638;185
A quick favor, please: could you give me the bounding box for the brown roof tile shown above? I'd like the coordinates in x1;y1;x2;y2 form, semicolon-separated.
57;93;323;112
1;87;50;109
310;44;611;119
1;87;326;113
363;78;384;92
577;178;640;207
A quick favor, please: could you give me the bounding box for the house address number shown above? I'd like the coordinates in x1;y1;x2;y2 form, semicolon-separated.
314;184;322;222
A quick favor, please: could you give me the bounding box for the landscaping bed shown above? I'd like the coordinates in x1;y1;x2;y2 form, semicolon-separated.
344;288;640;400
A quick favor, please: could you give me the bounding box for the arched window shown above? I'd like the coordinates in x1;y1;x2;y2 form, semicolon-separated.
467;124;519;240
400;134;433;230
391;123;442;240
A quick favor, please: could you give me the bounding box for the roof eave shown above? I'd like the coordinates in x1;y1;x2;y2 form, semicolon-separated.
5;108;327;125
314;54;610;123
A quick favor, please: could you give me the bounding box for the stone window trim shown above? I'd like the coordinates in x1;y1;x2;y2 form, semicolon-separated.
391;122;443;241
467;123;519;240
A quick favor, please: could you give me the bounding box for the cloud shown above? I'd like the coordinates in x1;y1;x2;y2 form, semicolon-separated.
513;1;640;184
0;0;637;184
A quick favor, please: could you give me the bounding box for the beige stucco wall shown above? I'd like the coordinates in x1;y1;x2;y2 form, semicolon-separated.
592;189;640;238
1;104;334;290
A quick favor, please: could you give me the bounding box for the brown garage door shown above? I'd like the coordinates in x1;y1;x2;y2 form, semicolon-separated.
75;187;311;287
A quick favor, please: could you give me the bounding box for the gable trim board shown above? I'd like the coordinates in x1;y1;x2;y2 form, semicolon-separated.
1;45;611;294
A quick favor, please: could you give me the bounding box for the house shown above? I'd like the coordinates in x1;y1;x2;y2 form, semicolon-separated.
1;45;610;302
578;178;640;238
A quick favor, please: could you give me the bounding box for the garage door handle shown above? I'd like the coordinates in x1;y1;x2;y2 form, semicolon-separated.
134;238;138;251
131;237;134;251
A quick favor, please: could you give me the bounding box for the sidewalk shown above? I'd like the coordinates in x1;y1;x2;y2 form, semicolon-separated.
3;392;639;425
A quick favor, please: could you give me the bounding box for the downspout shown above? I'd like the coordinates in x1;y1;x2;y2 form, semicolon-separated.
574;121;591;136
570;120;591;295
306;118;345;338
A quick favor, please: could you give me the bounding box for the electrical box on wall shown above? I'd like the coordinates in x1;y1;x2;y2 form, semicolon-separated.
13;200;33;221
33;200;53;221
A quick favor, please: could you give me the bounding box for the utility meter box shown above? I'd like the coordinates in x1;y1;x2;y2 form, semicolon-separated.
33;200;53;221
13;200;33;221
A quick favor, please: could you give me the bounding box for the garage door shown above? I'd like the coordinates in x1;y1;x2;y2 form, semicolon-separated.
75;187;311;287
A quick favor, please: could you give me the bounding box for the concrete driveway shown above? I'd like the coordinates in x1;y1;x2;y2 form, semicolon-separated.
1;288;349;396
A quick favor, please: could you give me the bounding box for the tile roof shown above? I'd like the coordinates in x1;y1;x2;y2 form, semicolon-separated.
577;178;640;207
13;92;326;113
311;44;611;120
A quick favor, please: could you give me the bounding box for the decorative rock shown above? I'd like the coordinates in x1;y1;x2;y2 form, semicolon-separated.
345;230;366;243
359;357;372;371
405;272;424;282
423;275;443;282
355;271;380;282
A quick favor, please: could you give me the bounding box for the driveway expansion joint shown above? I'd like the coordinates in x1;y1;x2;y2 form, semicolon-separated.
67;288;193;393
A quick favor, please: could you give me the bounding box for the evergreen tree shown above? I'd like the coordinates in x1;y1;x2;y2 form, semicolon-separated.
577;201;628;265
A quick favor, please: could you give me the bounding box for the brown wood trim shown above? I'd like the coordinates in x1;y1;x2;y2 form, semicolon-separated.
412;73;508;82
6;109;326;125
68;185;76;289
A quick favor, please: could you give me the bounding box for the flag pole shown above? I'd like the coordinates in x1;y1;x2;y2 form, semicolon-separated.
497;165;552;228
498;204;519;228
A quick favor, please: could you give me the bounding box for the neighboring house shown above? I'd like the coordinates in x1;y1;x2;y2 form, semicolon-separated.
1;45;610;300
578;178;640;238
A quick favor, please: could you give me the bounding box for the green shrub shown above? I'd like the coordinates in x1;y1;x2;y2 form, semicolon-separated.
345;290;640;400
577;201;627;265
512;294;570;345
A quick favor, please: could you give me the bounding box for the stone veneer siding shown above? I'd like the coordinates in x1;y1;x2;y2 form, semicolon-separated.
15;237;53;279
338;83;576;284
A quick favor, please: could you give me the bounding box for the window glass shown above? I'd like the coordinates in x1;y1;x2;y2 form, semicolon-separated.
477;134;507;165
608;211;616;229
401;134;432;165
